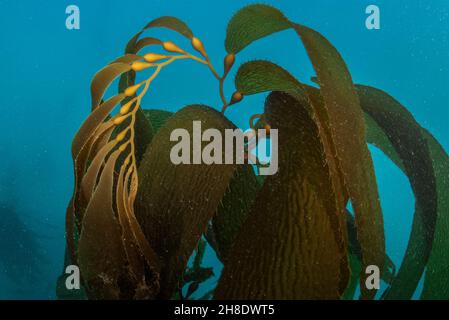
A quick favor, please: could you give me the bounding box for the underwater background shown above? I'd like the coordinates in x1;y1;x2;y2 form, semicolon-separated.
0;0;448;299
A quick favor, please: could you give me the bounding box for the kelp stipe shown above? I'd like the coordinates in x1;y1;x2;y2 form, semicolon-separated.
61;4;449;300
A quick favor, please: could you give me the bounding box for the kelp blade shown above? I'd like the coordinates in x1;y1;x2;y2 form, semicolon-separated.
356;85;437;299
296;25;384;299
420;130;449;299
225;4;290;54
215;92;349;299
211;164;260;262
230;6;386;295
143;16;194;39
77;150;126;299
135;105;237;299
91;63;132;110
142;109;173;134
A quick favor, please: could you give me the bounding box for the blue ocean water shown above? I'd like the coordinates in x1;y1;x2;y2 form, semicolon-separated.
0;0;448;299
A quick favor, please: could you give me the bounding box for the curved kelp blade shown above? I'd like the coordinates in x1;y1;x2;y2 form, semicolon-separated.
125;16;193;55
143;16;194;39
134;105;237;299
68;94;125;256
126;34;162;55
72;94;125;159
112;54;142;64
235;57;382;298
227;5;385;298
77;150;126;299
134;38;163;53
142;109;173;134
356;85;437;300
225;4;290;54
233;61;350;294
211;164;260;262
67;115;121;264
116;164;160;299
296;26;384;299
215;92;349;299
91;63;132;110
420;130;449;299
235;60;308;106
365;113;404;170
80;140;119;202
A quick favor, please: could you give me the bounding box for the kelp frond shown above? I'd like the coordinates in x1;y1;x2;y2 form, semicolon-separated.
63;3;449;301
66;21;238;298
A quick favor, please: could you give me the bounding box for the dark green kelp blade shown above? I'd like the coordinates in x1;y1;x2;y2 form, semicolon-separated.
342;254;362;300
420;129;449;299
135;105;237;299
215;92;349;299
211;164;259;262
356;85;438;300
142;109;173;134
235;60;308;105
225;4;290;54
362;87;448;299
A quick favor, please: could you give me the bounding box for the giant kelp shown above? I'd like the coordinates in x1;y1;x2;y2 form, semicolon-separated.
62;4;449;300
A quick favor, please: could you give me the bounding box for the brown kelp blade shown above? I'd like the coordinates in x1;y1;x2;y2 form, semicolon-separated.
80;139;118;202
125;16;192;55
215;92;349;299
116;164;145;280
86;124;116;164
124;168;160;273
135;38;163;53
67;106;123;264
91;63;132;110
143;16;194;39
356;85;438;300
72;94;125;159
112;54;143;64
227;4;386;298
116;164;160;299
77;149;126;299
296;25;384;299
211;164;260;262
134;105;237;299
232;61;349;296
126;34;162;54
